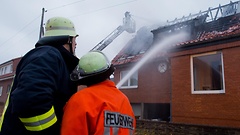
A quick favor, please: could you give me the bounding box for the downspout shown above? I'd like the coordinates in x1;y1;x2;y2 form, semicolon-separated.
169;58;172;122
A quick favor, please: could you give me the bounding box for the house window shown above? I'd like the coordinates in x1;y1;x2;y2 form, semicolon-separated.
0;68;3;75
120;70;138;88
10;64;13;73
0;86;3;96
110;74;114;82
191;52;225;94
4;67;7;74
7;85;11;94
0;63;13;76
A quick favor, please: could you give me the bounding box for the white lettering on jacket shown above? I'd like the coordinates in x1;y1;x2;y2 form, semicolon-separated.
104;111;134;129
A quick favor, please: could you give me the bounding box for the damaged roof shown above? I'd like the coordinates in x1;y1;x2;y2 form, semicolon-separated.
112;1;240;66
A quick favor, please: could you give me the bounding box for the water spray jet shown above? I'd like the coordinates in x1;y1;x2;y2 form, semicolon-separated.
116;31;190;88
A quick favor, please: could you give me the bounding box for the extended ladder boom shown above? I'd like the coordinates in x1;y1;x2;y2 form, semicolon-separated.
90;12;136;51
90;26;124;51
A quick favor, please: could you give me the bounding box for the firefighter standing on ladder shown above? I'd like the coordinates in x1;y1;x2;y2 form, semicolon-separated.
0;17;79;135
61;51;136;135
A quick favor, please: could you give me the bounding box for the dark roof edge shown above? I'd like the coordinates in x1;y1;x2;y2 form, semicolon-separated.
172;33;240;52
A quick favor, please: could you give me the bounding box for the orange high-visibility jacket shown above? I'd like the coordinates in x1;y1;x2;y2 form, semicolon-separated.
61;80;136;135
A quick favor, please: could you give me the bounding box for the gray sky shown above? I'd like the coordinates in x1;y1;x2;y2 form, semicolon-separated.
0;0;236;64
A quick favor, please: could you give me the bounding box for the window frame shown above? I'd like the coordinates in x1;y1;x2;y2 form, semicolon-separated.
6;84;11;94
190;51;225;94
0;63;13;76
0;86;3;96
119;70;138;89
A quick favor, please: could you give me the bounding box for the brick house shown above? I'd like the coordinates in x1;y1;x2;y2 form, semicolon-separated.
112;1;240;128
0;57;21;114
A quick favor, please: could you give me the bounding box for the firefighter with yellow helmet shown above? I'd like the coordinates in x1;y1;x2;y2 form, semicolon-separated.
61;51;136;135
0;17;79;135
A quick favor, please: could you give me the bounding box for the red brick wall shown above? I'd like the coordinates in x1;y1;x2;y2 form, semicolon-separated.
12;57;21;72
115;60;171;103
0;79;11;103
171;42;240;128
0;79;12;114
0;57;21;114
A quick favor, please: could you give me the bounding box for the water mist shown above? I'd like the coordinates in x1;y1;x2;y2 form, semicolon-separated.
116;31;190;88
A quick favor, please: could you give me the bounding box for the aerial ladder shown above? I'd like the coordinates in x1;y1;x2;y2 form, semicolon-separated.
90;11;136;51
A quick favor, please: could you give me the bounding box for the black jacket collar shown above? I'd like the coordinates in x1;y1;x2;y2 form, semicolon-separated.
35;36;79;73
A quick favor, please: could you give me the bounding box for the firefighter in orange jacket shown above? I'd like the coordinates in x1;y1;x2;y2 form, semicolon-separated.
61;51;136;135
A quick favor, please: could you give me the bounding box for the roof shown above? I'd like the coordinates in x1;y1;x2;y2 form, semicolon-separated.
112;1;240;66
0;56;22;67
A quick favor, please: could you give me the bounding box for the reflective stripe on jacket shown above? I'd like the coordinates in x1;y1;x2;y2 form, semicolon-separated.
61;80;136;135
19;106;57;131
